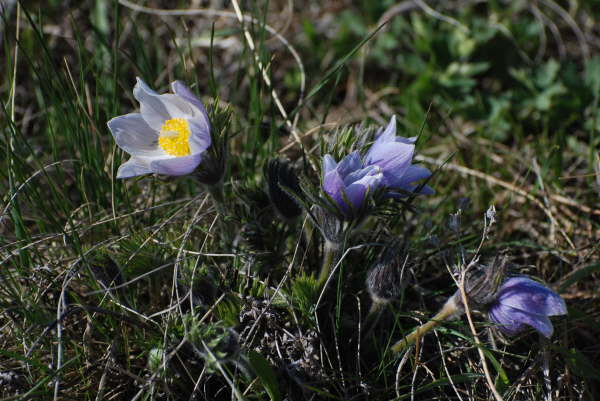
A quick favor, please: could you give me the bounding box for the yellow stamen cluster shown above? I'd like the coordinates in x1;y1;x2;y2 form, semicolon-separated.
158;118;191;157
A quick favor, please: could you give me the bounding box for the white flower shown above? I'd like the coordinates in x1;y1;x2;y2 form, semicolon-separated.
107;78;211;178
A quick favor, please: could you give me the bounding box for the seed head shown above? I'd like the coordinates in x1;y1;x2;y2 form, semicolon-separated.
366;243;409;304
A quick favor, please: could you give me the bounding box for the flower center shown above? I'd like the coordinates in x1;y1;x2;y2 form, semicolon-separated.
158;118;191;157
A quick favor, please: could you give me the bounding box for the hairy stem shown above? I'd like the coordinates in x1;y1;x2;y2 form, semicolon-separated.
391;296;459;353
318;240;341;287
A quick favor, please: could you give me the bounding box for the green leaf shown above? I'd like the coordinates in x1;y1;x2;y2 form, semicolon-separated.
559;262;600;292
482;349;510;394
215;297;241;327
535;83;566;111
585;55;600;94
290;273;320;319
535;59;560;88
248;350;282;401
564;348;600;380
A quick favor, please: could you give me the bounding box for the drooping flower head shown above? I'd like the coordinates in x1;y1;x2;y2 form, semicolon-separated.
391;256;567;353
108;78;211;178
487;276;567;338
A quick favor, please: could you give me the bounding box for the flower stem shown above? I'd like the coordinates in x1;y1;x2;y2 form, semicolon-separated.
391;297;459;353
318;240;340;287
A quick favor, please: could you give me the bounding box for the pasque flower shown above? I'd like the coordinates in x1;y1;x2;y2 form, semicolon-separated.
321;116;432;214
108;78;211;178
487;276;567;338
392;257;568;352
365;116;433;195
322;151;384;214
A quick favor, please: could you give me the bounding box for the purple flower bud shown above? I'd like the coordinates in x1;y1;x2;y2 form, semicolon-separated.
488;277;567;338
322;151;383;214
364;116;433;195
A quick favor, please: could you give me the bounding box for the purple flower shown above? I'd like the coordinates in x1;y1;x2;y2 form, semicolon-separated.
321;116;433;215
365;116;433;195
322;151;383;213
108;78;211;178
488;276;567;338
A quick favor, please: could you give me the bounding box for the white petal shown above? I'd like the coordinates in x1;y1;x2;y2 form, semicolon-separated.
116;157;152;178
171;81;211;133
188;120;212;154
107;113;163;157
133;78;193;130
150;153;203;176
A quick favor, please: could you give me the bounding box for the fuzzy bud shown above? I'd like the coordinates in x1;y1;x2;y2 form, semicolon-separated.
194;151;226;186
265;158;302;220
311;205;343;245
194;106;231;186
366;244;409;304
452;255;508;311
